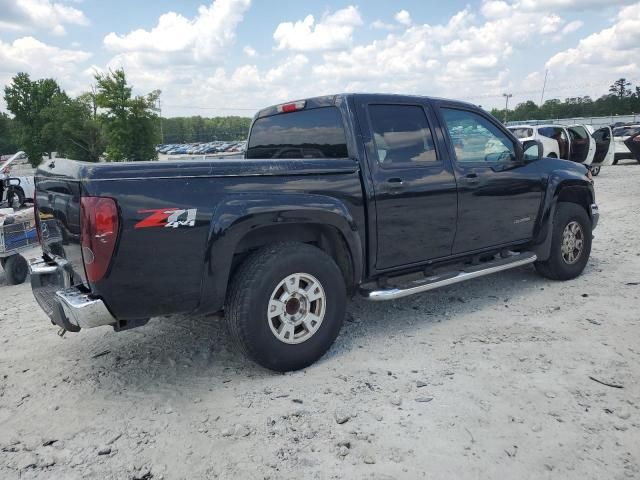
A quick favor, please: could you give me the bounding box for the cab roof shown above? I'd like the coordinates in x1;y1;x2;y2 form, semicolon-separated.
254;93;480;119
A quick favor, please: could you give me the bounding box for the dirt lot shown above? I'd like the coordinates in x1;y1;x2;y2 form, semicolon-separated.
1;164;639;480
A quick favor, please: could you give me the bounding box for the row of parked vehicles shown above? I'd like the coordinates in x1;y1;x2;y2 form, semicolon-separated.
156;141;247;156
507;123;640;175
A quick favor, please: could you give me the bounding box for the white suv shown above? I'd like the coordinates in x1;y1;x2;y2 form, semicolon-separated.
612;125;640;164
508;124;614;175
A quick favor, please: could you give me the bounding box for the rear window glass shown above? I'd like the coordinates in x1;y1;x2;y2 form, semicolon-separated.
508;128;533;139
246;107;348;159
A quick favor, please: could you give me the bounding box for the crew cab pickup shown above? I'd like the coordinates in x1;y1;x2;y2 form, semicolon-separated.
30;94;599;371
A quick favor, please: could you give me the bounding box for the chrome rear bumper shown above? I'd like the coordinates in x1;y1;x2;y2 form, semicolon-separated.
29;258;116;331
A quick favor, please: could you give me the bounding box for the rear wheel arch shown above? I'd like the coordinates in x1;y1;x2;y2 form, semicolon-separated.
231;223;357;291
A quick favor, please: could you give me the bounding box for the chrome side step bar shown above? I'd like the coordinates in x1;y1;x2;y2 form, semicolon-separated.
362;252;537;301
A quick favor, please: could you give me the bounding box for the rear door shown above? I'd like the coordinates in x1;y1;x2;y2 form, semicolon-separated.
354;96;458;270
625;131;640;161
591;126;615;165
568;125;595;164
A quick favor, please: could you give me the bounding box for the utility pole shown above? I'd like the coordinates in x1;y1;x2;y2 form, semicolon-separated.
540;69;549;106
502;93;513;124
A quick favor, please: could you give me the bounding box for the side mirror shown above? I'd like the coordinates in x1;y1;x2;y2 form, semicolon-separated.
522;140;543;162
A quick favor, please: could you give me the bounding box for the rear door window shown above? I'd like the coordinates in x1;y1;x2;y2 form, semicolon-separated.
368;104;438;167
509;128;533;139
246;107;348;159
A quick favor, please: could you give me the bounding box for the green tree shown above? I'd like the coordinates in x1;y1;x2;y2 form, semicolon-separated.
0;113;20;155
41;93;105;162
95;69;160;161
609;78;632;99
3;73;64;166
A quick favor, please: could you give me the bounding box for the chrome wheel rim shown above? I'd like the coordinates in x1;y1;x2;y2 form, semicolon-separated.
267;273;326;345
561;221;584;265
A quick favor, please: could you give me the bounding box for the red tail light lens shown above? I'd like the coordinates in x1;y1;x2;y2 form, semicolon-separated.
80;197;119;283
277;100;306;113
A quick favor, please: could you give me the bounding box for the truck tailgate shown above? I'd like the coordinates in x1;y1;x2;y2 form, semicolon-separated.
35;175;87;286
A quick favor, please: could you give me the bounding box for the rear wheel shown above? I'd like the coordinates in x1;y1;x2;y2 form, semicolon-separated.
535;202;592;281
548;153;558;158
4;254;28;285
225;242;347;372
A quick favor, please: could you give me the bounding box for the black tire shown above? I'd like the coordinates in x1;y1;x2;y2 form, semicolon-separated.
0;257;6;269
535;202;592;281
225;242;347;372
4;254;29;285
548;153;558;158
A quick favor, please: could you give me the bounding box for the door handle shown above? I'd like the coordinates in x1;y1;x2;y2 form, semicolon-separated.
463;173;479;185
386;177;405;192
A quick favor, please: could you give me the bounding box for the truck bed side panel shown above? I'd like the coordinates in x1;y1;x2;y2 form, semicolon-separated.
83;163;364;320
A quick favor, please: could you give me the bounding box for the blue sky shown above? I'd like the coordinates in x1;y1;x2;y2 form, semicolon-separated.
1;0;639;117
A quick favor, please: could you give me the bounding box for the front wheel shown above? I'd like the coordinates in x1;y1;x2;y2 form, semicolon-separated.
225;242;347;372
535;202;592;281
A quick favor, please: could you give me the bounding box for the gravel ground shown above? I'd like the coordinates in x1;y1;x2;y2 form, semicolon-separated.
0;164;639;480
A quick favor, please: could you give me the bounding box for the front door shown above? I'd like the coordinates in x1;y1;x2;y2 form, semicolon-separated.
591;127;615;165
436;105;544;254
355;98;458;271
568;125;594;163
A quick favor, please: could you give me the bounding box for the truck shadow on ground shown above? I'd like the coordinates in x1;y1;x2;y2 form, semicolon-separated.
55;261;596;397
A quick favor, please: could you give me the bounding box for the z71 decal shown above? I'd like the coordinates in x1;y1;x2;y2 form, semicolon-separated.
135;208;197;229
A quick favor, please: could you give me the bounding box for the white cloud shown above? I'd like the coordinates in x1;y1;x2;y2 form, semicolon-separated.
544;3;640;96
0;0;89;35
517;0;638;11
395;10;412;26
0;36;92;105
561;20;583;35
243;45;257;57
104;0;251;63
273;6;362;52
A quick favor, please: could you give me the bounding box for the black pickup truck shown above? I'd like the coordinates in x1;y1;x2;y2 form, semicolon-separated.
30;94;599;371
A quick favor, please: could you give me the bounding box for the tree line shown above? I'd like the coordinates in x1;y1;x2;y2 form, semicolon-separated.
161;116;251;144
3;74;639;165
490;78;640;123
1;70;252;166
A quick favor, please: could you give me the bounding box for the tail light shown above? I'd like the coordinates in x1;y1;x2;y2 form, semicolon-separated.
277;100;306;113
80;197;119;283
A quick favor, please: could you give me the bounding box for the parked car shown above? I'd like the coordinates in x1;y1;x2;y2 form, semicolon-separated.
0;152;35;206
612;125;640;163
30;94;598;372
508;125;561;158
507;124;614;175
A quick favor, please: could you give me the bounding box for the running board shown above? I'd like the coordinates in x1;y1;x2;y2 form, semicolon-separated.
362;252;537;301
